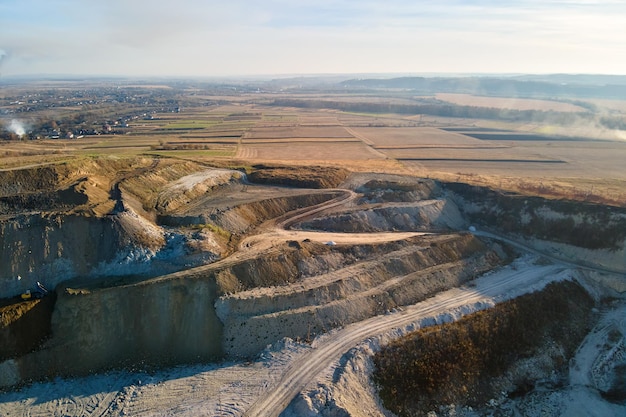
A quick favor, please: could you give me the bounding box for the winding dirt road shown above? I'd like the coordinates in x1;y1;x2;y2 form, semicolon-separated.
243;262;567;417
474;230;626;276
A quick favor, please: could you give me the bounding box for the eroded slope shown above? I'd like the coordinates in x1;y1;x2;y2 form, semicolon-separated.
374;280;597;415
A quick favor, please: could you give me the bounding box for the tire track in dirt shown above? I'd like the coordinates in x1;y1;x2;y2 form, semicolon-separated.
141;189;353;285
0;176;575;416
3;373;136;417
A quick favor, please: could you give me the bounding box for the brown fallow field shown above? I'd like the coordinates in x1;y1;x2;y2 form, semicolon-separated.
435;93;588;112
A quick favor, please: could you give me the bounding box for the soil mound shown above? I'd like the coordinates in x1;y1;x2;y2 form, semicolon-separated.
154;169;243;214
374;280;596;415
0;165;73;197
0;294;56;362
300;199;466;232
357;178;439;202
247;165;350;189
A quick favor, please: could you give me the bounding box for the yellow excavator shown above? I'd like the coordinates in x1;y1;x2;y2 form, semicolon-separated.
20;282;48;300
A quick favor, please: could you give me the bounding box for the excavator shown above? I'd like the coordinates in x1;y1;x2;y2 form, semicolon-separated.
20;281;48;300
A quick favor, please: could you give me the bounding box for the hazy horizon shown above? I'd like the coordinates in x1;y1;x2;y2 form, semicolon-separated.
1;0;626;78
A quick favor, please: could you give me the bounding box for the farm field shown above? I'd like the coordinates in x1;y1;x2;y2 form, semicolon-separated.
511;141;626;180
349;126;486;147
236;141;385;161
341;125;626;190
1;104;623;185
384;147;563;163
244;125;353;139
400;159;581;179
435;93;588;112
2;91;626;204
337;113;422;127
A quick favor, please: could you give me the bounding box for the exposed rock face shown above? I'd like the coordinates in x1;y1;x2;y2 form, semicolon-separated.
216;234;502;358
50;276;223;373
356;177;439;202
0;180;89;214
208;193;342;235
0;162;245;298
445;182;626;273
0;295;56;362
0;232;504;385
154;169;244;214
0;275;222;386
301;199;466;233
0;213;135;297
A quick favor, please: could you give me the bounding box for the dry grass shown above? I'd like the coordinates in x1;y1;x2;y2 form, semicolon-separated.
418;170;626;208
247;165;350;188
338;113;422;127
385;147;560;162
297;115;342;125
161;120;220;130
241;138;360;145
394;140;626;204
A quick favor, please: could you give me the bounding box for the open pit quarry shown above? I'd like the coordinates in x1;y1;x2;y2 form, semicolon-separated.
1;157;625;416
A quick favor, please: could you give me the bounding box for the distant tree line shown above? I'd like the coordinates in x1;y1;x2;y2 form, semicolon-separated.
268;98;591;125
340;76;626;100
599;116;626;130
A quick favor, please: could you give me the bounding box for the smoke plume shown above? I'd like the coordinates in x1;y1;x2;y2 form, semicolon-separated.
0;49;6;78
9;120;26;137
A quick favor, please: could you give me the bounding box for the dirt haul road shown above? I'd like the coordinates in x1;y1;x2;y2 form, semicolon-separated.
244;262;568;417
234;188;429;263
474;230;626;276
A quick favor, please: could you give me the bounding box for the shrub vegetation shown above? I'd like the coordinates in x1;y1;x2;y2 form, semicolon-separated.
373;281;594;416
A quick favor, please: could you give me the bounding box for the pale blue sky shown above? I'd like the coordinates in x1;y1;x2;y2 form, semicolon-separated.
1;0;625;77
